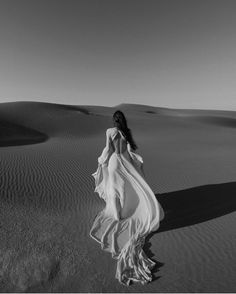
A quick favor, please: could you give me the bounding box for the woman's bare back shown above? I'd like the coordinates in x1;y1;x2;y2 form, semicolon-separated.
111;127;128;154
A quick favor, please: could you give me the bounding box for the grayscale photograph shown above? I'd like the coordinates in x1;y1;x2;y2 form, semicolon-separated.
0;0;235;292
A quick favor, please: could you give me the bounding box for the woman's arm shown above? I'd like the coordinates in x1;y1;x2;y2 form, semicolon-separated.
127;143;146;178
127;143;143;165
98;129;114;166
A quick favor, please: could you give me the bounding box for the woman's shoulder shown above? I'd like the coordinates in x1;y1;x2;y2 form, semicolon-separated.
106;127;120;140
106;127;118;134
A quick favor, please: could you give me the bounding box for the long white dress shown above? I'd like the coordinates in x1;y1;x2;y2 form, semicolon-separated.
90;127;165;286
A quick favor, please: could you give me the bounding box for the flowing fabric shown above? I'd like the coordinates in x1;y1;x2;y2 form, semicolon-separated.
90;127;165;285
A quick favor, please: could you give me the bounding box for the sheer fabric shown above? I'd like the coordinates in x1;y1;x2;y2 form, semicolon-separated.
90;127;165;285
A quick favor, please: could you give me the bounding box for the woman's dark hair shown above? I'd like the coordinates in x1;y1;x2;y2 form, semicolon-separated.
112;110;138;151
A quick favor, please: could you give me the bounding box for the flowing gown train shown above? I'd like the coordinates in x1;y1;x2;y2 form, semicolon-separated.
90;127;165;285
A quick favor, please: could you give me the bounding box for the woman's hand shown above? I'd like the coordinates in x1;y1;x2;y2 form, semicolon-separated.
140;164;146;179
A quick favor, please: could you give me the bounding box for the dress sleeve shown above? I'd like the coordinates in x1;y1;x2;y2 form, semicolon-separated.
91;128;114;201
127;142;143;167
97;128;114;166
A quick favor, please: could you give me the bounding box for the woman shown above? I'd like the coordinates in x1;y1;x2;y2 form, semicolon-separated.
90;110;165;286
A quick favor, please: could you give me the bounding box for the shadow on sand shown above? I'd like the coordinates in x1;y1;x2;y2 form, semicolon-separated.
144;181;236;280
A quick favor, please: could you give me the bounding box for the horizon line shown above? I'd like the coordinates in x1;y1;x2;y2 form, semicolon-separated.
0;99;235;113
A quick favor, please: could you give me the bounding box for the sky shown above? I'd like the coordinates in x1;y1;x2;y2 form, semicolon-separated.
0;0;236;110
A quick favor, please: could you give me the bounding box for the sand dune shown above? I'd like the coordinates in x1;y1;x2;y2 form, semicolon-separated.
0;101;235;292
187;115;236;128
0;118;48;147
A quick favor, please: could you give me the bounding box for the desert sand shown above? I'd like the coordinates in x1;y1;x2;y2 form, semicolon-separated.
0;101;235;292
